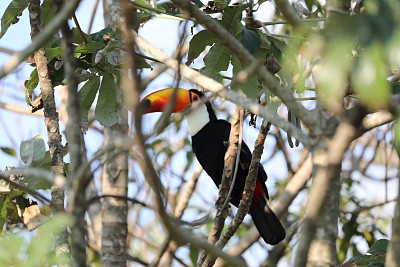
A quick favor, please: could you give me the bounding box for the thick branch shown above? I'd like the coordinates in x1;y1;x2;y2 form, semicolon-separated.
28;0;70;262
54;0;87;264
294;107;366;267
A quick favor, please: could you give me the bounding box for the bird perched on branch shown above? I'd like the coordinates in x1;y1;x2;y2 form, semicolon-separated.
141;88;285;245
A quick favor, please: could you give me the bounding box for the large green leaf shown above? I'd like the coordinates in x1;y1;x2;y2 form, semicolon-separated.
231;55;259;99
40;0;56;27
0;0;27;39
187;30;217;64
241;27;260;54
79;75;101;121
221;6;245;33
95;73;118;126
20;135;46;165
201;44;231;82
352;43;390;109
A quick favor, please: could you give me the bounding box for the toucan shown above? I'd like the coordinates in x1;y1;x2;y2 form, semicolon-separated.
141;88;286;245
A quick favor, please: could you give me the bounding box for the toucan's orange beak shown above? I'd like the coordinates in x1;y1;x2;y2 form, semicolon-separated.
141;88;193;113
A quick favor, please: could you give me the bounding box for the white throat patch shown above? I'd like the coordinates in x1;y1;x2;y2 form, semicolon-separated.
185;104;210;136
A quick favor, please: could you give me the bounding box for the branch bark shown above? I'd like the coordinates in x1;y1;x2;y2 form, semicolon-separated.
100;1;129;266
53;0;87;264
28;0;70;263
294;107;366;267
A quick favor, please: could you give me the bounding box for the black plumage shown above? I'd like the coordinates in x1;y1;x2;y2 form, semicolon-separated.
190;90;285;245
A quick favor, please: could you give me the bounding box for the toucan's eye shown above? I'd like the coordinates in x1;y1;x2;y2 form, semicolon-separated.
193;95;199;101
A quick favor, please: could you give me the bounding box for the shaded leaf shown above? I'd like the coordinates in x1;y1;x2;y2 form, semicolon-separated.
40;0;56;27
78;75;100;121
95;73;118;126
189;245;199;267
187;30;217;64
367;239;389;255
231;55;259;99
201;44;231;82
0;0;27;39
241;27;260;54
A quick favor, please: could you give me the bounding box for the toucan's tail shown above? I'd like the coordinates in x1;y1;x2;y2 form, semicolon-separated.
250;202;286;245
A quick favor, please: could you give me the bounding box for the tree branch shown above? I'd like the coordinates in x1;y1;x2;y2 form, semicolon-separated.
28;0;70;262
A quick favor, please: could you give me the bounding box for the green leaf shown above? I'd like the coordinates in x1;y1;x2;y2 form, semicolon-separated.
367;239;389;255
20;135;46;165
1;196;21;225
221;6;245;32
22;176;51;190
89;26;114;42
24;68;39;104
95;73;118;126
189;245;199;267
26;213;72;266
75;42;105;54
45;47;63;62
187;30;217;64
1;147;17;157
241;28;260;54
0;0;27;39
201;44;231;82
40;0;56;27
231;55;259;99
352;43;390;109
78;75;100;121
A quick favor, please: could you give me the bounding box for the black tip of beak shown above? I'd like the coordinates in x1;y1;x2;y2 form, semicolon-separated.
138;99;151;115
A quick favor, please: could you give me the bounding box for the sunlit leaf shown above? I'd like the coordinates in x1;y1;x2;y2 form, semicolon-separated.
1;147;17;157
95;73;118;126
24;68;39;104
26;213;72;266
0;0;27;39
352;43;390;109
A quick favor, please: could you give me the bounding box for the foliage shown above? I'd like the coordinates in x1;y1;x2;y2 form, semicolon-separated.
340;239;389;267
0;214;72;266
